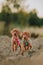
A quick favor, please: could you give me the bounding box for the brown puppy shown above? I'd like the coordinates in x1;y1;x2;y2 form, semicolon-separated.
10;28;21;52
20;32;32;55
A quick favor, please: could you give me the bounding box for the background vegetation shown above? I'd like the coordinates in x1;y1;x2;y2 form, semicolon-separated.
0;0;43;36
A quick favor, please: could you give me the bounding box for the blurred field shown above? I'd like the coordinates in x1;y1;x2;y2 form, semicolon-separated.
0;21;5;34
0;21;43;36
24;27;43;37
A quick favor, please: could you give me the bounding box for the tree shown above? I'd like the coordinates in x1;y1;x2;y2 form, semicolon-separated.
6;0;22;10
28;9;40;27
1;0;25;35
1;4;11;35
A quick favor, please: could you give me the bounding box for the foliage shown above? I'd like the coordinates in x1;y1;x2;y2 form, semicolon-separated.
0;9;43;27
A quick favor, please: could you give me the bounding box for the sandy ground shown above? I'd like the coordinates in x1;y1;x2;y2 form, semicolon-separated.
0;36;43;65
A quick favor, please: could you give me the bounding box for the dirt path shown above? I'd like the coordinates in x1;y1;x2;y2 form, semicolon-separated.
0;36;43;65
